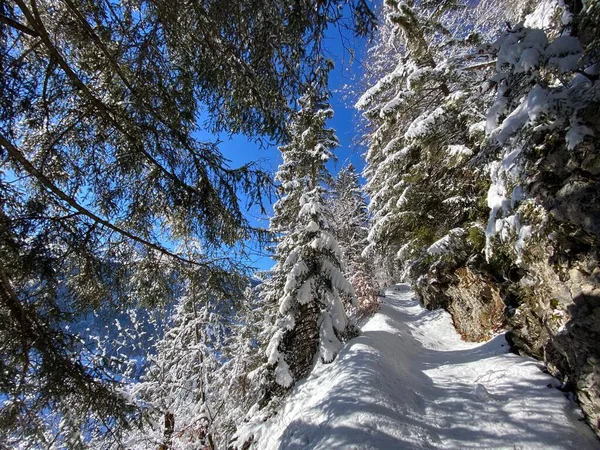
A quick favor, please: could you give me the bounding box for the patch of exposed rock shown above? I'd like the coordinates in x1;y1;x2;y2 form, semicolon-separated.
508;240;600;436
445;267;505;342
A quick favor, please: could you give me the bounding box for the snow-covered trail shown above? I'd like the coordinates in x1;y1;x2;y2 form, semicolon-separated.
242;284;599;449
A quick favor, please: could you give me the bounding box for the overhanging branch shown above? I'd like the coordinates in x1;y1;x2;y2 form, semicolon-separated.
0;13;40;37
0;133;209;268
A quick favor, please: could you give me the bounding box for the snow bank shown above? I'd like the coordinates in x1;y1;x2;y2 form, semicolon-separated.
237;285;598;449
524;0;560;29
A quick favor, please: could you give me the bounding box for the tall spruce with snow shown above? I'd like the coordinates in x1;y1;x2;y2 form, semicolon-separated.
263;85;357;393
357;0;491;285
329;164;368;268
328;164;379;315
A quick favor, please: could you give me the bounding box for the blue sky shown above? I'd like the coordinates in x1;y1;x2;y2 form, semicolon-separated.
216;24;370;271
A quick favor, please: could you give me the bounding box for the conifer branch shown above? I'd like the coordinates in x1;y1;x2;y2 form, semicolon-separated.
0;13;39;37
15;0;217;209
0;133;210;268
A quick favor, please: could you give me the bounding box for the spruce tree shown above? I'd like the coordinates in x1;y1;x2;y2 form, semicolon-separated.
263;82;357;395
209;282;274;443
329;164;379;315
329;164;368;267
357;0;491;284
122;274;276;450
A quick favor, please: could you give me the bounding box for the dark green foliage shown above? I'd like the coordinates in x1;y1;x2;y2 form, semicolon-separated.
358;0;492;283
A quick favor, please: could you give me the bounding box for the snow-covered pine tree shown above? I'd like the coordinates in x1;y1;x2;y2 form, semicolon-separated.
262;81;357;395
329;164;368;269
122;270;248;450
357;0;491;285
207;281;275;445
328;164;379;316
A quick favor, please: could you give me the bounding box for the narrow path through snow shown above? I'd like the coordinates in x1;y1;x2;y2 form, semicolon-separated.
243;284;599;449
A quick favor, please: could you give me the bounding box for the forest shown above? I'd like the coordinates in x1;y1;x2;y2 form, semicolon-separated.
1;0;599;448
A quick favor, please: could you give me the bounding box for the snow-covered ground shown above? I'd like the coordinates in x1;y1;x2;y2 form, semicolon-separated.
241;284;599;449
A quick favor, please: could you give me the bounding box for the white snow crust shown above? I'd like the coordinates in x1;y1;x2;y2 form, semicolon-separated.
426;228;466;256
239;285;599;449
524;0;560;29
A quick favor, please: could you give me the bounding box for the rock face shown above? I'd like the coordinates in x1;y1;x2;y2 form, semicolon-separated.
510;244;600;436
418;242;600;436
506;110;600;435
416;161;600;437
414;121;600;433
445;267;505;342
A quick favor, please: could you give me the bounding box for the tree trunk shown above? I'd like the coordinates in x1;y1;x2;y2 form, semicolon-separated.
158;412;175;450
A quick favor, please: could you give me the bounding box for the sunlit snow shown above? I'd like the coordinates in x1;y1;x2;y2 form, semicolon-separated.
239;285;599;449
